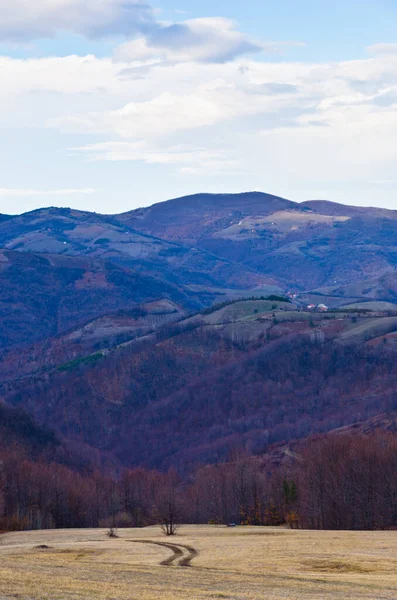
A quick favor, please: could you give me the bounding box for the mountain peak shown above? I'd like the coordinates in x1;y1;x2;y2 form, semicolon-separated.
124;191;296;215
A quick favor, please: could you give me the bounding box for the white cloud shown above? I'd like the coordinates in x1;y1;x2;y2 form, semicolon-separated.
46;58;311;140
19;48;392;182
0;54;119;95
0;188;95;196
115;17;264;64
2;36;397;201
53;92;223;137
0;2;273;69
0;55;128;128
367;43;397;56
0;0;155;40
73;140;237;174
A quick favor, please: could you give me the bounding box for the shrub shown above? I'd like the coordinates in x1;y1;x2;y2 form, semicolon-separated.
106;527;119;538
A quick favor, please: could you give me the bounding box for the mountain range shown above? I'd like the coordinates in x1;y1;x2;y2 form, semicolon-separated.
2;191;397;470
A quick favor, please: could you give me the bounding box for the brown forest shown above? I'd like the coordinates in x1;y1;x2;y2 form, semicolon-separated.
5;321;397;471
1;432;397;531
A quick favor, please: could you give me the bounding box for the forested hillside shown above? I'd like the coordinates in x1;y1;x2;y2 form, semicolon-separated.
4;299;397;470
2;192;397;532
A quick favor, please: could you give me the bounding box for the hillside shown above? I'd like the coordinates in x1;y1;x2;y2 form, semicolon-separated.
0;299;187;384
119;192;296;242
0;205;269;292
3;193;397;302
0;401;59;457
4;298;397;471
122;193;397;291
2;193;397;475
0;249;196;350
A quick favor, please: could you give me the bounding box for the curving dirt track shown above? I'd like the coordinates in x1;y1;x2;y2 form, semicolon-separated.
129;539;198;567
175;543;198;567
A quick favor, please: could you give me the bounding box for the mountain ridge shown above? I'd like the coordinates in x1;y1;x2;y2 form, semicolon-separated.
3;191;397;219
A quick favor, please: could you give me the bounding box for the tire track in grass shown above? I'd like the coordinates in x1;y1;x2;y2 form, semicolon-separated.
128;540;198;567
174;543;198;567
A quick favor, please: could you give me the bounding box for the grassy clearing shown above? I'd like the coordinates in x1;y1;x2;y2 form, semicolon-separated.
1;526;397;599
199;300;295;325
340;301;397;312
57;352;104;372
336;316;397;344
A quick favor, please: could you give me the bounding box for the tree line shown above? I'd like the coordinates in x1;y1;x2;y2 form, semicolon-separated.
2;431;397;532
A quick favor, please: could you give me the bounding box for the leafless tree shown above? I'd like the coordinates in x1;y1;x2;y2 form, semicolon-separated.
157;469;180;536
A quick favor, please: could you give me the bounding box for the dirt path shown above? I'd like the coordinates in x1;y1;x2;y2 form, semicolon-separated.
128;540;198;567
174;543;198;567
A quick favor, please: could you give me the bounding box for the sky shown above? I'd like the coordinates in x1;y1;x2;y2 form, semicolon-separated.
1;0;397;214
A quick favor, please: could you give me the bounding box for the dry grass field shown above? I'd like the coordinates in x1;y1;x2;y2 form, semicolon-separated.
1;525;397;600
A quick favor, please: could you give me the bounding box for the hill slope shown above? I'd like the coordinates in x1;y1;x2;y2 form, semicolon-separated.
0;205;269;291
3;193;397;297
119;192;296;242
0;249;195;350
3;193;397;473
5;300;397;470
121;193;397;291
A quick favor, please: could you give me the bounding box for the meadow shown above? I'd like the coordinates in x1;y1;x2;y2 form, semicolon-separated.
1;525;397;600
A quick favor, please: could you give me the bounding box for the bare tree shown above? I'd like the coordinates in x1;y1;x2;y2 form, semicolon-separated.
157;469;180;536
106;527;119;538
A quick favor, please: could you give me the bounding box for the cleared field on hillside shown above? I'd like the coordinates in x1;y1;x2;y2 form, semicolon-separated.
1;526;397;600
201;299;295;323
336;316;397;344
341;301;397;311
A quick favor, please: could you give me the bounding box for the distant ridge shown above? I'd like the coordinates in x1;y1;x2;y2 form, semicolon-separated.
2;190;397;322
301;199;397;218
122;191;296;219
